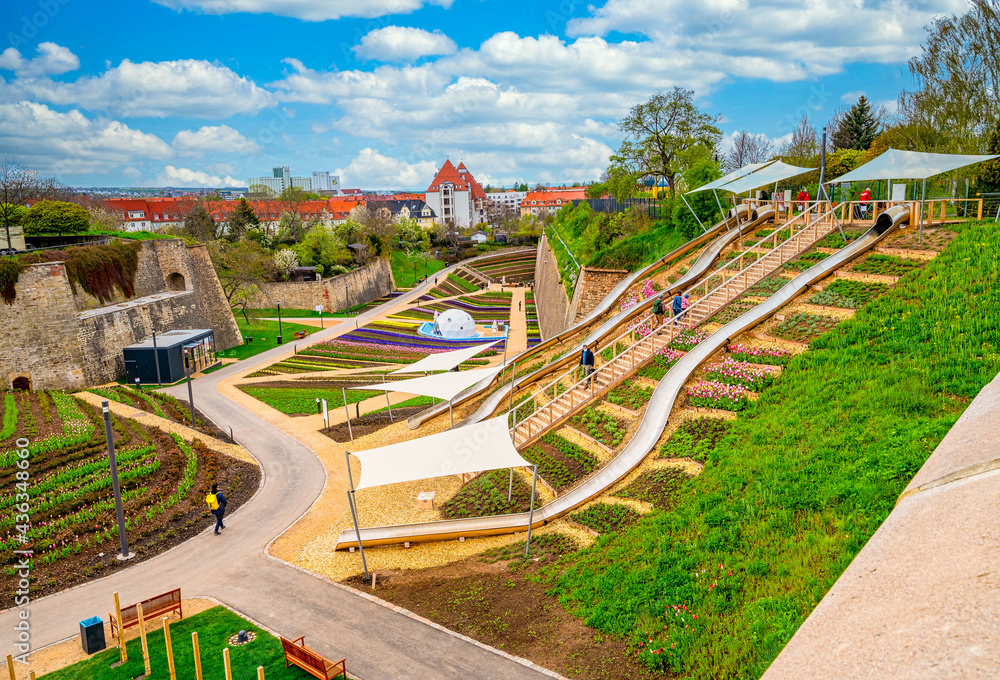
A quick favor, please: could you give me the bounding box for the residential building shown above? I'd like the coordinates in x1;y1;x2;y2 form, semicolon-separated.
520;187;588;218
311;171;341;193
423;160;487;228
470;230;489;244
382;199;437;229
487;189;528;213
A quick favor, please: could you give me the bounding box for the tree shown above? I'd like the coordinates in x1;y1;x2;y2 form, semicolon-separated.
607;87;722;196
245;184;276;201
435;219;460;255
585;183;606;199
486;201;518;232
977;118;1000;191
182;205;219;241
272;249;299;279
726;130;774;171
227;198;259;241
207;239;274;322
830;96;884;151
0;161;60;247
87;204;125;232
291;223;352;273
898;0;1000;152
274;211;307;245
780;116;821;167
672;156;722;239
357;205;397;256
23;200;90;236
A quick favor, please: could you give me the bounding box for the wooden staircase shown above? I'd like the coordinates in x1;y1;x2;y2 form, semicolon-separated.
510;208;842;449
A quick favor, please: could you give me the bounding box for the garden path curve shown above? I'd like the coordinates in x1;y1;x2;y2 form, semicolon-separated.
0;265;556;680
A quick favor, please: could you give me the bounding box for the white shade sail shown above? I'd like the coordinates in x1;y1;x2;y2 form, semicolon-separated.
685;161;775;195
389;341;500;374
826;148;1000;183
354;365;504;401
717;161;815;195
351;416;530;489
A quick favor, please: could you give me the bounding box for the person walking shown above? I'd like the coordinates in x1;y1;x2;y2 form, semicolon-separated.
206;482;228;534
672;292;683;326
859;186;872;219
579;343;595;386
681;293;691;326
652;293;665;326
518;300;522;312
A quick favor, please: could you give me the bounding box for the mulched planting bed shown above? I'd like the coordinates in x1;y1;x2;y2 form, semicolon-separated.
770;312;839;343
808;278;889;309
782;250;829;272
660;417;732;462
886;226;957;251
0;393;258;598
850;252;924;277
709;298;758;325
521;432;599;492
726;343;792;366
744;275;788;297
350;537;661;680
607;380;654;411
87;386;227;438
441;469;541;519
815;228;867;249
615;468;691;510
570;408;627;449
323;403;432;442
636;348;685;381
686;380;750;412
570;502;643;534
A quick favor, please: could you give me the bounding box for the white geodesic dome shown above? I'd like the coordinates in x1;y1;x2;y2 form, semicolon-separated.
436;309;477;338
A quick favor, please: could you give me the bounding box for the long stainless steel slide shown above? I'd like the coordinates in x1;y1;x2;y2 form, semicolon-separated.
336;207;908;549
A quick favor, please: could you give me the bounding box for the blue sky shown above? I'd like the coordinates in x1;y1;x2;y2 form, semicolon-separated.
0;0;964;189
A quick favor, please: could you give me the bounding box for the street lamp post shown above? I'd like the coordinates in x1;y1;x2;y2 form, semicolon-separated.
101;401;131;560
276;301;283;344
151;329;163;388
183;349;196;427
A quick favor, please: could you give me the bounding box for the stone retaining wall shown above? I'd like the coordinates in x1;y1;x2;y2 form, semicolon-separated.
533;235;572;340
568;267;630;323
250;257;395;312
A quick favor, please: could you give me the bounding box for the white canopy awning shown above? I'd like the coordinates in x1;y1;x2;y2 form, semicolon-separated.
826;148;1000;183
351;416;530;489
354;365;504;401
389;341;500;375
718;161;815;195
685;161;774;195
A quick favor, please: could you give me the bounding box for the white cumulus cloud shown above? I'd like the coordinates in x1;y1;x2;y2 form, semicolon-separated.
152;0;455;21
354;26;457;61
0;43;80;77
172;124;261;156
335;148;437;189
156;165;243;187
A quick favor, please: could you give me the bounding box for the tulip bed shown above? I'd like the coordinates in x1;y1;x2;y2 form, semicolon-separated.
467;250;536;283
727;343;792;366
550;220;1000;678
0;392;257;597
525;292;540;347
637;347;685;381
686;380;750;412
703;358;779;392
520;432;599;492
395;292;513;323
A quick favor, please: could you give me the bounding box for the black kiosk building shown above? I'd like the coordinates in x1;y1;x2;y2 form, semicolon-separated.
122;329;217;384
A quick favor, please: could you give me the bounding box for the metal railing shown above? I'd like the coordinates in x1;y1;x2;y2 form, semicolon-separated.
509;203;844;448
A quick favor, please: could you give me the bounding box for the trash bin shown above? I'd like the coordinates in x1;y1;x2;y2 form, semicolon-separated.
80;616;106;654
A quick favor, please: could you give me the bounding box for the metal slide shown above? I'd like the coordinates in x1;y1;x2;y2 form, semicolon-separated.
407;208;776;429
336;206;908;549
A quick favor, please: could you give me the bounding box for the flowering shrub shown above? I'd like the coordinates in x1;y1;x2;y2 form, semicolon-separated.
704;358;778;391
687;380;749;411
728;343;792;366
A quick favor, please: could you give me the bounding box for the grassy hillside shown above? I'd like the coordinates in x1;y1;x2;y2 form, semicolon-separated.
548;220;1000;678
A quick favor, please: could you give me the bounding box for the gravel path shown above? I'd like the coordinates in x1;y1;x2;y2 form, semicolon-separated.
0;270;555;680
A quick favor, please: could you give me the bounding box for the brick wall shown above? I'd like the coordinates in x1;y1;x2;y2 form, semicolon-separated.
250;257;395;313
533;235;573;340
569;267;630;323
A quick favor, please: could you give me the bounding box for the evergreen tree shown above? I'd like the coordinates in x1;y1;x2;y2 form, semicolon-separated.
837;96;882;151
226;198;259;241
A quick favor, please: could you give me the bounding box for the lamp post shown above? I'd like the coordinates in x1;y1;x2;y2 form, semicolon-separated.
183;349;196;427
276;301;283;344
151;329;163;388
101;401;131;560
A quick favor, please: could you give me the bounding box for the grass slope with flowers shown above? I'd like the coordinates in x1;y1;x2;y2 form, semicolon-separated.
546;220;1000;678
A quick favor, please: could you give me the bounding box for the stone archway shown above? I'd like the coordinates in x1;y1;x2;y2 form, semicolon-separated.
11;376;30;391
167;272;186;291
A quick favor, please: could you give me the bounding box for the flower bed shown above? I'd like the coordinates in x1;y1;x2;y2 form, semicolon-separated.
525;292;540;348
607;380;654;410
660;417;731;462
428;273;480;298
521;433;599;492
570;502;642;534
239;383;380;415
669;329;710;352
783;250;829;272
771;312;839;343
687;380;750;411
815;228;867;249
469;251;537;282
727;343;792;366
709;299;758;325
850;253;924;277
744;275;788;298
440;469;540;519
703;358;778;391
570;408;627;449
809;278;890;309
615;468;690;510
637;347;685;381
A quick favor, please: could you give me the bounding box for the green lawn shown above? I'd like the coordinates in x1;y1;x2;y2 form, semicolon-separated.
392;250;446;288
217;319;319;361
240;385;380;414
247;307;348;318
369;395;435;414
42;606;340;679
550;220;1000;678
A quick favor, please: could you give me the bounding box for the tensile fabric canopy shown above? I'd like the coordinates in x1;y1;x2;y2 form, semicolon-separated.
353;365;504;401
389;341;499;375
826;148;1000;183
717;161;814;195
685;161;775;195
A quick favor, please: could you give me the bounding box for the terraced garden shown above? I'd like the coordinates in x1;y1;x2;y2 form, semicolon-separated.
525;292;540;347
771;312;840;343
427;272;480;297
808;278;890;308
467;250;537;283
86;385;223;437
850;252;924;277
660;417;732;462
440;469;540;519
0;391;257;597
520;432;600;492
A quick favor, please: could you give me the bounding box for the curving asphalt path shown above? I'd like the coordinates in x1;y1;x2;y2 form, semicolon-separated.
0;260;555;680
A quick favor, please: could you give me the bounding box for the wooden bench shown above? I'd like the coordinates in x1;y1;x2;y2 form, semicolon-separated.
294;330;309;340
280;636;347;680
109;588;182;639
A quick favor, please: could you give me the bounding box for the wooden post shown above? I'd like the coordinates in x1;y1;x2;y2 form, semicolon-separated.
223;648;233;680
6;654;15;680
192;632;203;680
136;603;151;676
978;197;984;220
940;200;946;222
163;617;176;680
29;672;36;680
258;667;266;680
114;592;128;663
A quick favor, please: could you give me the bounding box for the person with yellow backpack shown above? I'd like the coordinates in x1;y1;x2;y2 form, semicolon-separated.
206;483;228;534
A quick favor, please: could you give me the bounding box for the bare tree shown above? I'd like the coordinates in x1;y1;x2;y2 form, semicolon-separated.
486;201;518;233
87;202;126;231
779;116;820;167
0;160;61;248
726;130;775;171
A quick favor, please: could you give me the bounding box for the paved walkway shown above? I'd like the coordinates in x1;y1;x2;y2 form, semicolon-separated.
0;272;553;680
